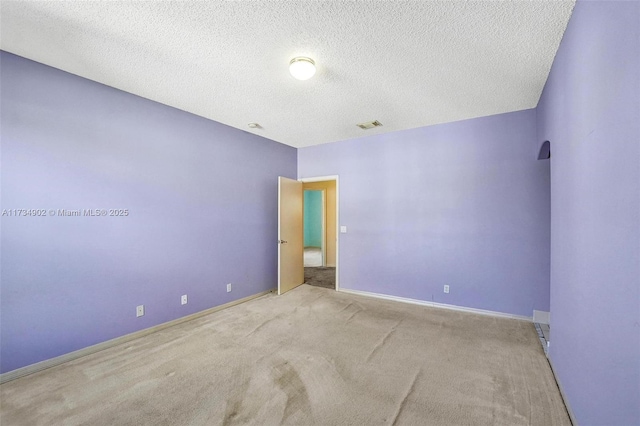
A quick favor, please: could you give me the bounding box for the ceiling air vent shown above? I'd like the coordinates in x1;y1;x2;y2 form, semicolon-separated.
356;120;382;130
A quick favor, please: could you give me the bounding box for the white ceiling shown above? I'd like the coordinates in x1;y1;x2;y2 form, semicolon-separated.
0;1;575;148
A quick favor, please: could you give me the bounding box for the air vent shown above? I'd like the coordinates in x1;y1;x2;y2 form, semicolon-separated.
357;120;382;130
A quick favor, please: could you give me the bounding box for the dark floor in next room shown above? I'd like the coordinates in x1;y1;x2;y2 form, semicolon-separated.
304;267;335;289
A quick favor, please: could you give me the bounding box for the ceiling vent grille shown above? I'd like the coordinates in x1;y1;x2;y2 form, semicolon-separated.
357;120;382;130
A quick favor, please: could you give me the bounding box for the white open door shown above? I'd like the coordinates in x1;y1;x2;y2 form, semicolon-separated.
278;177;304;295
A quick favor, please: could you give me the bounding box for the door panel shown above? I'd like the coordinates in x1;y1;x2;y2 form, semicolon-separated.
278;177;304;295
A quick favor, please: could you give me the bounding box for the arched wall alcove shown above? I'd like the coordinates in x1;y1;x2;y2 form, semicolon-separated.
538;140;551;160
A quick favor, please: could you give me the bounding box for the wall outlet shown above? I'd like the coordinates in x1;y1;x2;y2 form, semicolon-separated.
136;305;145;317
444;285;450;294
181;294;188;305
227;283;232;293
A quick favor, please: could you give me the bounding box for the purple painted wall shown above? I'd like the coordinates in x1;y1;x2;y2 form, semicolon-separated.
536;1;640;424
0;52;297;373
299;109;551;318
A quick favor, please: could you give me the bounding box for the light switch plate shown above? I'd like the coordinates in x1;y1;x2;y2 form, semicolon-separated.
340;226;347;233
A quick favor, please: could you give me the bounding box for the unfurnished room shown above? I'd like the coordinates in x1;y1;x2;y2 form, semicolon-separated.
0;1;638;425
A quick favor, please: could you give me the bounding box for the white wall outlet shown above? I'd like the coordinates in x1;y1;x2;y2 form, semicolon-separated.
340;226;347;233
227;283;232;293
181;294;188;305
136;305;144;317
444;285;450;294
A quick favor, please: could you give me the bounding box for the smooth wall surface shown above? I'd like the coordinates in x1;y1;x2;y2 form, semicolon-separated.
303;190;322;247
536;1;640;424
299;109;550;317
303;180;337;267
0;52;297;373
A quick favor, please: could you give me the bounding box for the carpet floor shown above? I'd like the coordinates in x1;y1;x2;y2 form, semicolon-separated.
0;285;570;425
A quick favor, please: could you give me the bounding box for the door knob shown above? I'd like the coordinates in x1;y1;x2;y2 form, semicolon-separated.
278;240;288;244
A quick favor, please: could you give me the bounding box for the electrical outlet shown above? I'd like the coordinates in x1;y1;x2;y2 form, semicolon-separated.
227;283;232;293
181;294;187;305
444;285;450;294
136;305;144;317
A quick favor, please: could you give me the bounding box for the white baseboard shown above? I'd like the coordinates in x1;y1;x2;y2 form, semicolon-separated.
0;289;275;384
339;288;532;322
547;356;578;425
533;310;550;325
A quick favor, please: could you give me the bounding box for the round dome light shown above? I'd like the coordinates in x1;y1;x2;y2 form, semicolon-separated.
289;57;316;80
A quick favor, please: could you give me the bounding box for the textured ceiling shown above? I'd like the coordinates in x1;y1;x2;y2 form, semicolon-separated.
0;1;575;148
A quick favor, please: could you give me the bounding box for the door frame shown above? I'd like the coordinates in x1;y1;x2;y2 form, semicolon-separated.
320;189;326;267
299;175;340;291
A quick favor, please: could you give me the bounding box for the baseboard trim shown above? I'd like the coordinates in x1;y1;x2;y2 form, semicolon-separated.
0;289;275;384
533;310;550;325
339;288;532;322
547;356;578;425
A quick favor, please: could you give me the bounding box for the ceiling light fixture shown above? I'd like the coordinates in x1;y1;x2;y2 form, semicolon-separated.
289;57;316;80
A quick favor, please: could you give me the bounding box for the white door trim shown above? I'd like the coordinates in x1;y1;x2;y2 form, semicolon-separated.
321;189;326;266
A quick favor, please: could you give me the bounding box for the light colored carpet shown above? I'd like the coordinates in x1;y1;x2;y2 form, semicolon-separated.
0;285;570;425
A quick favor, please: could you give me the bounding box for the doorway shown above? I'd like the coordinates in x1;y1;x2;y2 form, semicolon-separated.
302;177;338;290
277;175;339;295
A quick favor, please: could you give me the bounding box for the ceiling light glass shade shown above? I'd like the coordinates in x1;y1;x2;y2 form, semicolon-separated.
289;57;316;80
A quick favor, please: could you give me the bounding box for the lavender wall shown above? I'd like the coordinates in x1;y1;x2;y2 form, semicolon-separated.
299;109;550;318
536;1;640;424
0;52;297;373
